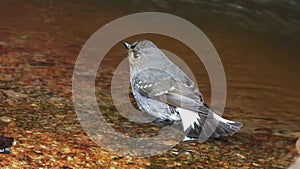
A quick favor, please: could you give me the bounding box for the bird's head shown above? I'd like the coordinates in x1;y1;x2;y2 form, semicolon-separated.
123;40;168;75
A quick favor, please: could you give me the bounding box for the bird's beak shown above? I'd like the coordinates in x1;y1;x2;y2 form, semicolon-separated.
123;42;131;49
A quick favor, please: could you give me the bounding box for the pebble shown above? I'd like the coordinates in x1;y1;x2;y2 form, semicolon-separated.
252;162;260;167
0;41;8;46
236;153;246;159
0;116;12;123
170;148;179;155
171;151;179;155
184;150;193;155
63;147;71;153
67;156;73;161
30;103;38;107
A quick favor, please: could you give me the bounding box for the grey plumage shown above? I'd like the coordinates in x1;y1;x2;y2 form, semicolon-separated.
124;39;242;142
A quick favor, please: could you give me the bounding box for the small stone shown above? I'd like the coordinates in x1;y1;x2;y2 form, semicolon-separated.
0;41;8;46
67;156;73;161
110;155;119;160
236;153;246;159
252;162;260;167
171;151;179;155
63;147;71;153
170;148;179;155
26;145;35;149
30;103;38;107
0;116;12;123
20;34;30;40
184;150;193;155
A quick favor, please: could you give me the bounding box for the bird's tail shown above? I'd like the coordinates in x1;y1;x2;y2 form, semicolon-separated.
210;113;243;137
179;108;242;142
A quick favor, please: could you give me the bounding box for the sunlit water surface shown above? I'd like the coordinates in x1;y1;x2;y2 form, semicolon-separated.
1;0;299;136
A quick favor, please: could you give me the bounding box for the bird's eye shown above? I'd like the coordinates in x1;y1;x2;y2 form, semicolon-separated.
134;53;140;59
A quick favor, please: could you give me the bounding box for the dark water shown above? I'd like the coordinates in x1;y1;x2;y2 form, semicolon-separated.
1;0;299;136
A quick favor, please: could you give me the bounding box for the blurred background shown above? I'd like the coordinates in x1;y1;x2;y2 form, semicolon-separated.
0;0;299;168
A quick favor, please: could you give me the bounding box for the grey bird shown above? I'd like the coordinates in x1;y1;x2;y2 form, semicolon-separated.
123;39;242;142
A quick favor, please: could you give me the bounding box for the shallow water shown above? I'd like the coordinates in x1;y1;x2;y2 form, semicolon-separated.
1;0;299;137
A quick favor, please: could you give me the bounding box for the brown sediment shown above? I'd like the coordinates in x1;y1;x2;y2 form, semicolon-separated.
0;91;298;168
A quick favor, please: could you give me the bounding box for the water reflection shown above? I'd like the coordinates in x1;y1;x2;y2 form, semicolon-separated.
2;0;300;136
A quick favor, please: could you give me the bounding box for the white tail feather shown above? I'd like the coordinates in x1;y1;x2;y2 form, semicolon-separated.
176;108;200;131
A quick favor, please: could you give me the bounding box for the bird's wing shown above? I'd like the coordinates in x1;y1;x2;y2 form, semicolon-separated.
131;68;211;117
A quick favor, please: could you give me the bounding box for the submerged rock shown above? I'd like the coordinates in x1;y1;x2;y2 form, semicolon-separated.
0;136;15;154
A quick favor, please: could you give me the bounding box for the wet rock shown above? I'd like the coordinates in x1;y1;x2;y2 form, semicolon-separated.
0;136;15;154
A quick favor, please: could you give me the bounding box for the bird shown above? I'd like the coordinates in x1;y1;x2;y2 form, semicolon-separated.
123;39;242;142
